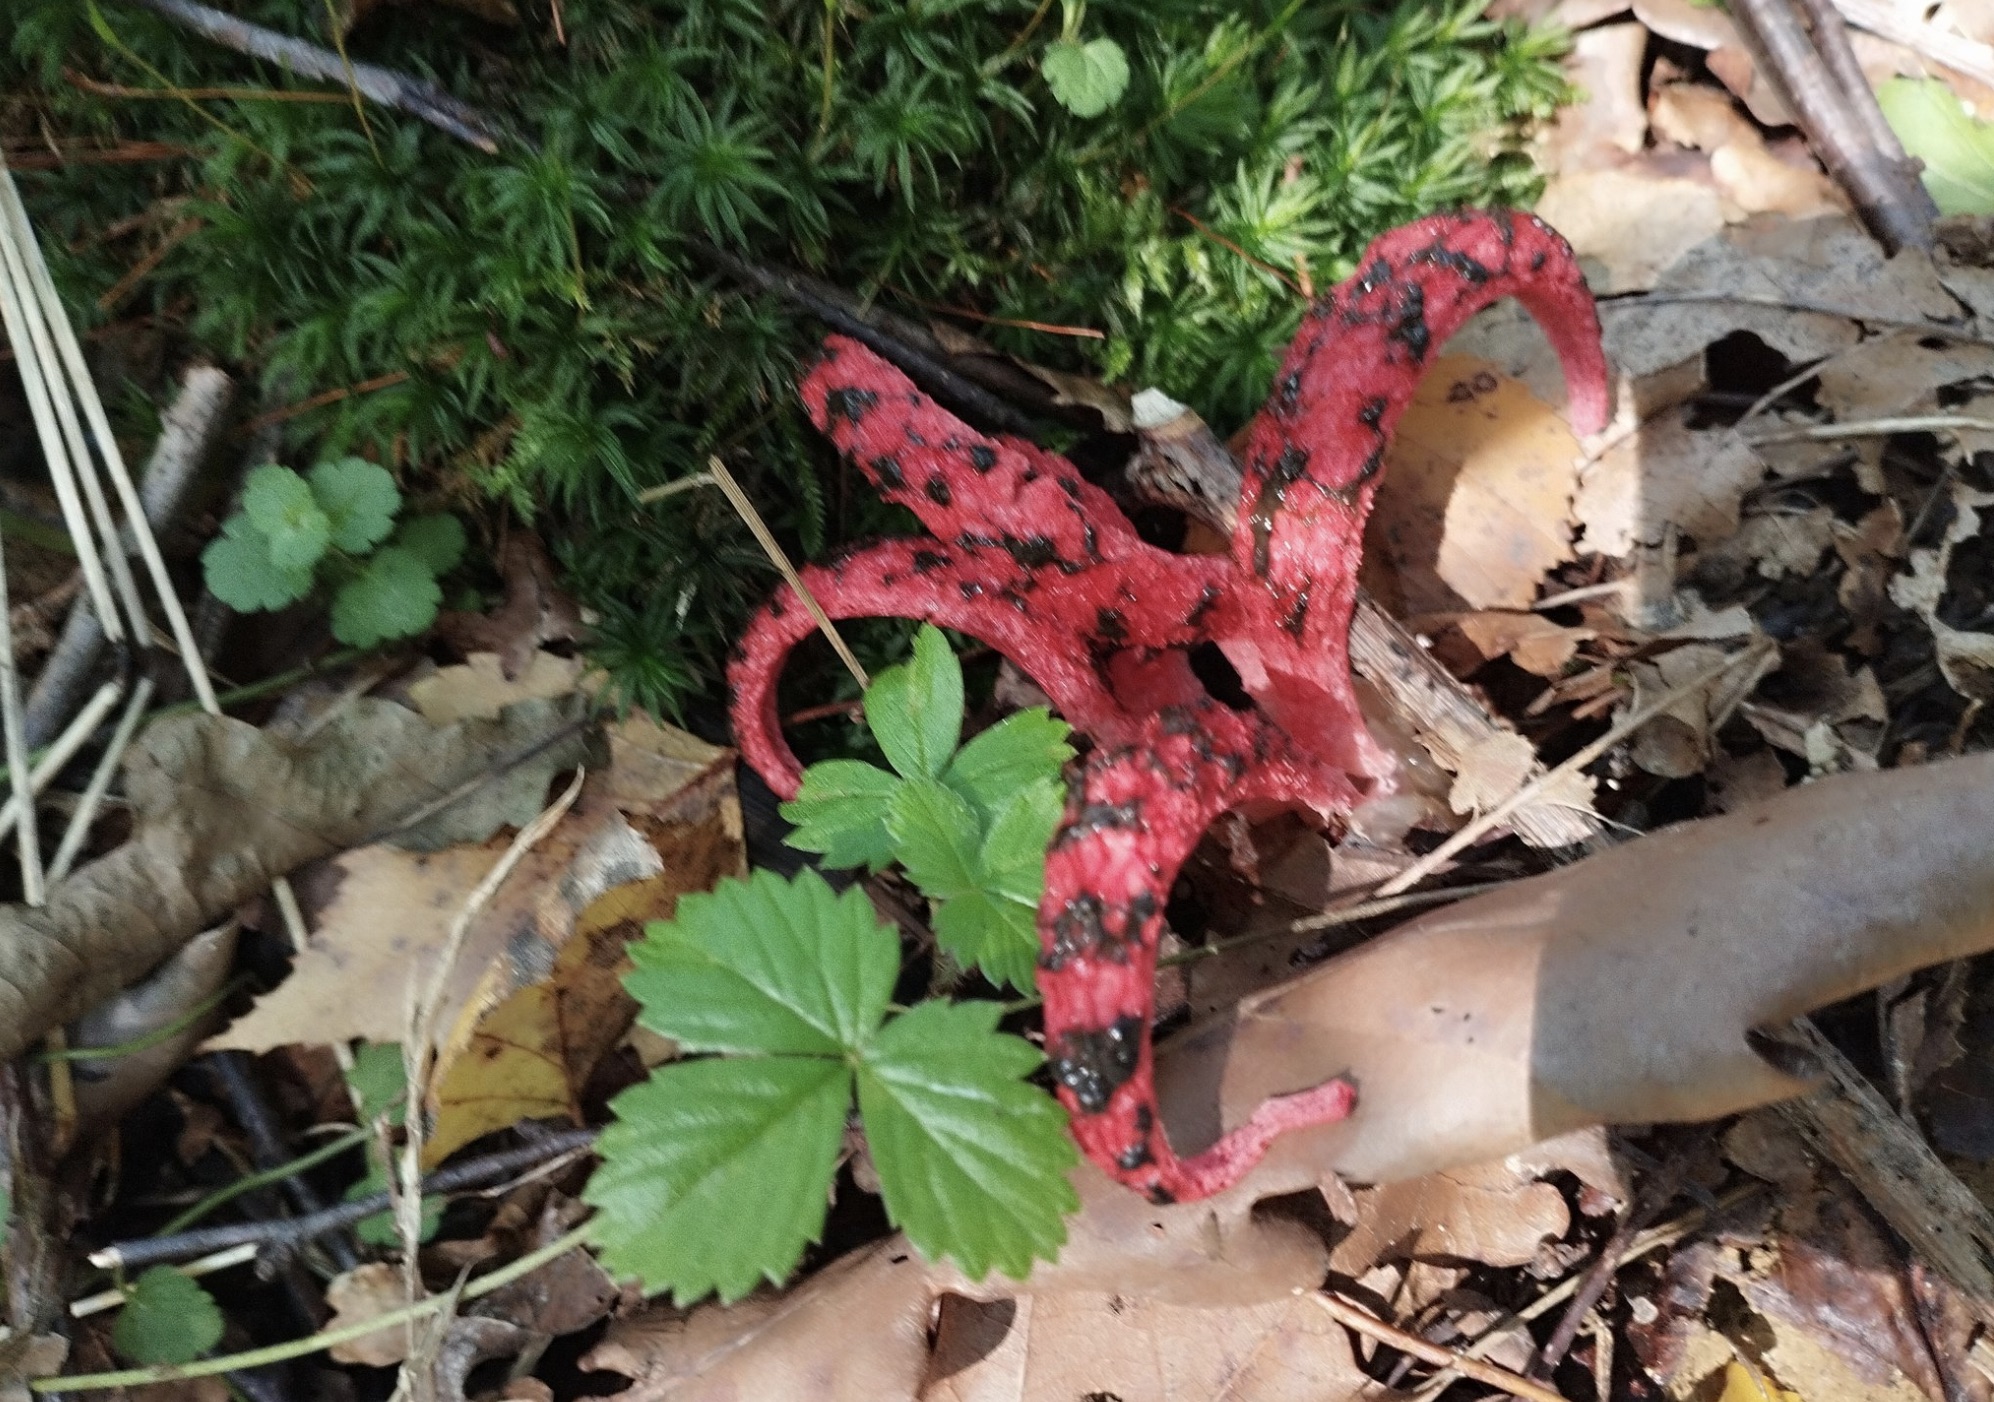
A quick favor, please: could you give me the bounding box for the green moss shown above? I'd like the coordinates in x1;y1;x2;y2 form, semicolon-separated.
4;0;1568;714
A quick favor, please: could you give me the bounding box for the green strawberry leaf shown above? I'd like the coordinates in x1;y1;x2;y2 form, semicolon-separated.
202;517;314;612
393;513;468;576
856;999;1077;1280
1878;77;1994;216
330;545;442;647
112;1267;224;1366
780;759;901;869
242;463;332;573
865;624;962;780
307;456;401;554
935;780;1062;990
624;868;898;1055
943;708;1073;821
885;776;982;899
587;1054;852;1304
1043;37;1130;118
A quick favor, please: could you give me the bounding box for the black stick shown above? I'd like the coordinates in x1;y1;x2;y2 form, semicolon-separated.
125;0;506;153
95;1128;598;1271
207;1051;359;1272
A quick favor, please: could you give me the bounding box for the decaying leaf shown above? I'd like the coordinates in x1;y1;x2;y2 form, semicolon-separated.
1363;356;1587;615
1575;412;1766;557
923;1289;1400;1402
213;714;743;1166
1890;482;1994;701
409;650;588;725
0;696;591;1064
1536;168;1730;296
1155;747;1994;1187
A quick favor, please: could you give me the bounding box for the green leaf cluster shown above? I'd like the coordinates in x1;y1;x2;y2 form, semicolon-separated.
201;458;467;647
782;626;1073;990
6;0;1568;717
584;867;1079;1304
112;1266;224;1366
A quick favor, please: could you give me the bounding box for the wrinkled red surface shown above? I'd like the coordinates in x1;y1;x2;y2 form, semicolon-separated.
729;210;1610;1202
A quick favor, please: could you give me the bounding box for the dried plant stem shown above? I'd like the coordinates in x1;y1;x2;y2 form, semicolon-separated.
1745;413;1994;443
1303;1290;1569;1402
705;456;870;689
48;677;152;882
398;768;587;1316
44;1226;593;1393
1374;642;1774;899
68;1244;259;1318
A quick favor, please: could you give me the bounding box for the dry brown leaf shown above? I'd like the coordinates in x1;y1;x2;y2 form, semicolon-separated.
1890;482;1994;701
326;1262;411;1367
922;1289;1401;1402
1650;83;1840;218
211;717;741;1167
1575;411;1766;557
1536;167;1729;295
409;650;586;725
1634;0;1792;125
1154;747;1994;1187
0;696;590;1064
581;1240;942;1402
1815;335;1994;421
1604;215;1954;380
1540;23;1650;174
1450;610;1594;677
1363;356;1585;614
1327;1155;1570;1273
435;534;583;679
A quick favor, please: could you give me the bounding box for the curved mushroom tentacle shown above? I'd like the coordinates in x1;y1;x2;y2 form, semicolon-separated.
726;209;1612;1202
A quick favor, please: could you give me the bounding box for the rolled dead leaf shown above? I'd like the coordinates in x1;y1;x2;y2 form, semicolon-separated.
1157;749;1994;1185
0;696;591;1064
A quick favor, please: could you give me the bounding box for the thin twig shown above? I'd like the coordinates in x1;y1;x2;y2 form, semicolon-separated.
47;1224;593;1393
1303;1290;1569;1402
706;457;869;689
1743;413;1994;444
1374;643;1774;899
127;0;504;152
89;1128;598;1272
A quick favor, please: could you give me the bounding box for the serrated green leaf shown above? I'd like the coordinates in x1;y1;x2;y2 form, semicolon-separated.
942;781;1063;989
113;1267;224;1366
1043;37;1129;118
345;1041;407;1126
865;624;962;780
943;709;1073;821
885;776;982;899
780;759;900;869
393;513;468;576
857;1000;1077;1280
330;545;442;647
586;1055;851;1303
242;464;332;573
202;519;315;612
1878;78;1994;216
308;456;401;553
625;868;897;1055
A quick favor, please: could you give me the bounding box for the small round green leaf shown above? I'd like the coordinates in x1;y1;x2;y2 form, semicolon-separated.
202;520;314;613
308;456;402;553
330;545;442;647
113;1267;224;1366
1043;37;1130;118
242;464;332;573
393;513;468;576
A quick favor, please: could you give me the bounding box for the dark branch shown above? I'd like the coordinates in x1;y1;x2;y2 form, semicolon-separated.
126;0;506;153
95;1127;598;1271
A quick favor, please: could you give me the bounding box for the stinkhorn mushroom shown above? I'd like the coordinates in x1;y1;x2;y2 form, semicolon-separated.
730;210;1611;1203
